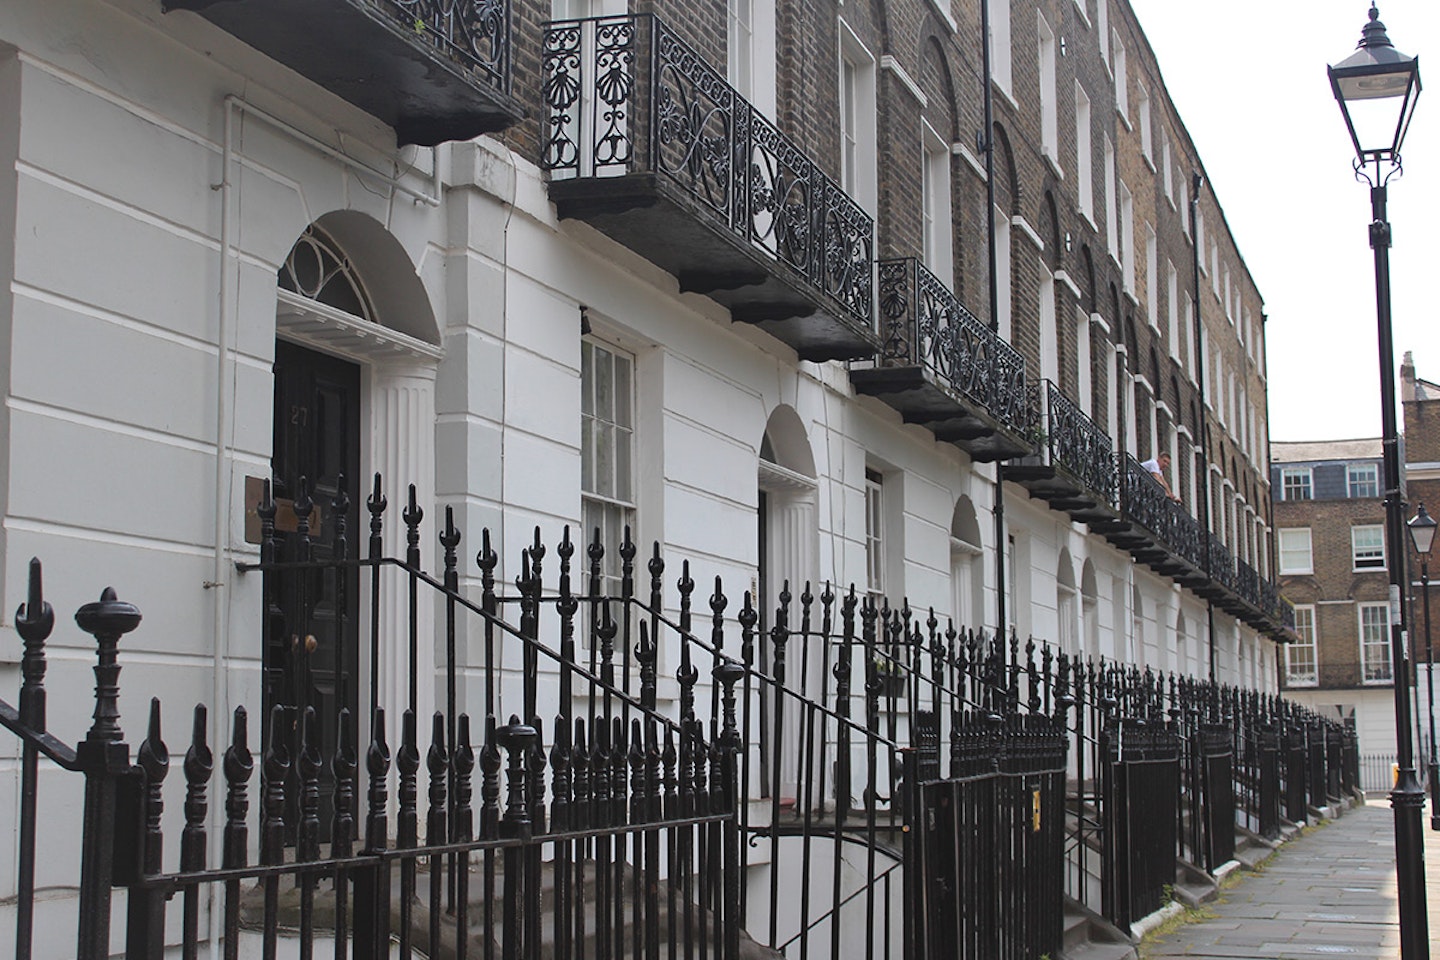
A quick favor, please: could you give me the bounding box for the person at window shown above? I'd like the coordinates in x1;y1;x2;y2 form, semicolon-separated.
1140;451;1181;503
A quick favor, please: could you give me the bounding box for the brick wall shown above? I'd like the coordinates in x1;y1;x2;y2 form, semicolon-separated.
499;0;1274;564
1276;494;1389;689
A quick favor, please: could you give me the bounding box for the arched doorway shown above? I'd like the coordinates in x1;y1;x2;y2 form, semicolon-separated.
950;496;984;631
266;217;442;832
756;406;817;801
1081;559;1099;659
1057;549;1077;653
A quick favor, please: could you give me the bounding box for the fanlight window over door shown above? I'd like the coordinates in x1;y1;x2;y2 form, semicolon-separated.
279;225;378;322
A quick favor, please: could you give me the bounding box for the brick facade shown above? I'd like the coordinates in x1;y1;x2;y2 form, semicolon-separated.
514;0;1272;589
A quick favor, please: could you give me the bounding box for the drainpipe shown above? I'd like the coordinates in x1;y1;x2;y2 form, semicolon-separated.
1190;172;1217;685
204;95;241;960
980;0;1008;639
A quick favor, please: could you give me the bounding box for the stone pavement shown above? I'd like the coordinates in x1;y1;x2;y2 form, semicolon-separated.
1141;801;1440;958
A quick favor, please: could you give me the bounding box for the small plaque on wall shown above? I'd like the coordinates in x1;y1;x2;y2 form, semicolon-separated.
244;476;323;544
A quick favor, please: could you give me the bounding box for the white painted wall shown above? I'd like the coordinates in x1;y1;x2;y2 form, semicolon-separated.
0;2;1284;953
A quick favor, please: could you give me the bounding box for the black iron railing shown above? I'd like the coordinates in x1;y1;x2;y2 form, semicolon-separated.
383;0;510;90
0;476;1362;960
1208;532;1237;594
1120;456;1204;568
875;257;1029;433
542;14;874;329
1027;380;1118;503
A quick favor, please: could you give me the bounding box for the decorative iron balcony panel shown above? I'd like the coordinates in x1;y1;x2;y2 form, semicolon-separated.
1004;380;1119;522
164;0;522;145
850;259;1031;461
1044;382;1117;507
1111;456;1208;582
1207;533;1238;594
543;15;878;361
1236;560;1262;610
1279;595;1297;632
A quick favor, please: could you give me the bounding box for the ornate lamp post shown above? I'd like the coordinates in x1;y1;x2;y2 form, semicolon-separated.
1409;504;1440;830
1329;6;1426;956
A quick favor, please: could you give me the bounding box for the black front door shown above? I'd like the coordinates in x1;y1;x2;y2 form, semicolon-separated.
265;340;361;835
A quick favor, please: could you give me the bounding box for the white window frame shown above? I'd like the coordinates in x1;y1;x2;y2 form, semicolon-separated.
1120;182;1134;293
921;120;953;287
990;0;1012;96
1039;263;1058;384
1360;602;1392;684
1038;13;1059;166
1348;463;1380;499
1182;292;1195;380
1136;80;1151;160
1285;604;1318;687
1278;528;1313;575
838;22;877;216
1160;125;1174;204
1075;82;1093;222
1179;173;1190;235
1103;135;1117;261
1352;524;1386;571
1097;0;1109;65
1280;466;1312;502
581;337;637;598
995;207;1012;340
865;469;885;597
1112;32;1128;120
1166;262;1179;358
1144;224;1157;329
727;0;753;104
727;0;777;118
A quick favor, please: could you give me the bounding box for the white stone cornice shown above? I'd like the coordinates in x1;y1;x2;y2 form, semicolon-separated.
1054;269;1082;300
881;56;927;107
953;142;987;180
1012;215;1044;251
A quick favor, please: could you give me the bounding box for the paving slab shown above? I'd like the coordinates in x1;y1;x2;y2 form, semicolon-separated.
1141;801;1440;958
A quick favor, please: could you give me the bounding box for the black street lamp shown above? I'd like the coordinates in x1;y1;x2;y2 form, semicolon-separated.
1329;6;1427;957
1409;504;1440;831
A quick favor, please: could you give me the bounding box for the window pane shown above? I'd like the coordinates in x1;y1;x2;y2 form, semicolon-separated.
581;341;595;417
866;474;884;594
1361;604;1392;682
593;346;614;422
1348;464;1379;499
1278;528;1312;574
1286;606;1317;685
614;352;633;429
615;428;632;501
581;418;595;493
1352;525;1385;569
581;337;635;508
1281;468;1311;502
595;422;615;498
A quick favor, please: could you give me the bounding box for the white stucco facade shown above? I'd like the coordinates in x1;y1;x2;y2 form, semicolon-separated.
0;1;1281;951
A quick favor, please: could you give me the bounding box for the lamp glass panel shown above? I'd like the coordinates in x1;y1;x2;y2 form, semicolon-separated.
1412;518;1438;556
1342;94;1408;153
1336;70;1412;101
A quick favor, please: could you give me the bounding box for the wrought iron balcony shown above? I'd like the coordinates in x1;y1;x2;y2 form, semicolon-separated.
1004;380;1118;521
1099;459;1293;636
1206;533;1238;597
849;259;1031;462
1109;456;1207;582
542;15;878;361
164;0;522;145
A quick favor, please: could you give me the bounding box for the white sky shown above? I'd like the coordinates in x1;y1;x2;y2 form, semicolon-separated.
1126;0;1440;444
